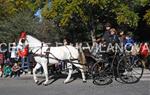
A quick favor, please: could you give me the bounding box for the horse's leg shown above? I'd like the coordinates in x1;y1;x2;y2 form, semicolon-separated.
73;63;86;82
79;67;86;83
64;63;73;84
41;62;49;85
33;63;41;84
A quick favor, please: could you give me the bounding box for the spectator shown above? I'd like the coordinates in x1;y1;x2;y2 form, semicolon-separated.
4;58;12;66
12;63;20;78
0;52;4;77
0;53;4;65
0;65;3;77
10;42;18;65
17;31;29;74
3;64;12;78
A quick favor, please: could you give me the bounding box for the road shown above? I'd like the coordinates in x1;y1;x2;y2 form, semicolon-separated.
0;69;149;95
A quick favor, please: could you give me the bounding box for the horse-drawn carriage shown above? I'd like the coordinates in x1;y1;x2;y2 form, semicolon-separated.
18;35;144;86
83;42;144;85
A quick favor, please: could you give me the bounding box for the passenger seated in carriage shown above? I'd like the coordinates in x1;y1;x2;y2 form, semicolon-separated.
91;34;106;59
63;38;70;46
109;28;120;44
104;28;120;54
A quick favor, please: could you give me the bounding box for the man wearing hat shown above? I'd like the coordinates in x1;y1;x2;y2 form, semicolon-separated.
17;31;29;74
103;22;112;44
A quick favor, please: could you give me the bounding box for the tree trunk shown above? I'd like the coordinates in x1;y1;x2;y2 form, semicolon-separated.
90;29;96;45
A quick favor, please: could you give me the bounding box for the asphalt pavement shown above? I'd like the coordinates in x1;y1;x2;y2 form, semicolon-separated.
0;69;149;95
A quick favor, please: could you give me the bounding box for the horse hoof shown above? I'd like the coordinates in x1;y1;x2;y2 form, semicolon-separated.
64;81;69;84
43;83;48;86
35;81;40;85
83;80;87;83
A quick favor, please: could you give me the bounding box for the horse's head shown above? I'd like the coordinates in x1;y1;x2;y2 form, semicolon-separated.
25;35;47;54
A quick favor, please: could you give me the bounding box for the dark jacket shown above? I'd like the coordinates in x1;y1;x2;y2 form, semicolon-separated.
110;34;120;44
103;31;111;43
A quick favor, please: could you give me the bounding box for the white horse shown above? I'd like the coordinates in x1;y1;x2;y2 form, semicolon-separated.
24;35;86;85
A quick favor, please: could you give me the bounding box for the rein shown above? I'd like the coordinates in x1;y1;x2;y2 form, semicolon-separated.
31;45;85;65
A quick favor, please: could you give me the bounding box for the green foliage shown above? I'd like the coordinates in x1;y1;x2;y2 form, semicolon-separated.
0;0;150;42
0;10;62;43
144;9;150;25
135;0;150;7
46;0;109;26
0;10;38;42
0;0;38;18
40;0;150;41
114;4;140;27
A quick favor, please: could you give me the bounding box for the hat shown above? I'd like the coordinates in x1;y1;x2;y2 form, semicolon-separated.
20;31;26;39
104;22;111;27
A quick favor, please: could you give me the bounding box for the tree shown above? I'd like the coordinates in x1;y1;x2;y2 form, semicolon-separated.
0;0;61;42
0;10;63;43
144;9;150;25
41;0;150;42
0;0;37;18
0;10;38;42
1;0;150;42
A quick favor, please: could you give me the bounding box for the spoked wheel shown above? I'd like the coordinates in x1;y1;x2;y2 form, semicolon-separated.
91;61;112;85
117;58;144;84
86;56;97;79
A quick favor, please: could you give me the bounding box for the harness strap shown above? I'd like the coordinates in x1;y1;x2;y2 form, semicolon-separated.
34;53;78;62
40;43;43;56
65;46;76;60
31;48;40;55
32;45;85;66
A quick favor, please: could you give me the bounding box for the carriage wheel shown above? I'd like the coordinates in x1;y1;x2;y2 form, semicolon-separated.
91;61;112;85
117;58;144;84
85;56;96;79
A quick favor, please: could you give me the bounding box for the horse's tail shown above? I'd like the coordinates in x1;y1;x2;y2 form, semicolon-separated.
78;44;86;66
79;50;86;65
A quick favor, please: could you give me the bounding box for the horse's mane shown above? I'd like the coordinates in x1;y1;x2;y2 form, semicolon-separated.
26;35;49;47
27;35;41;44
